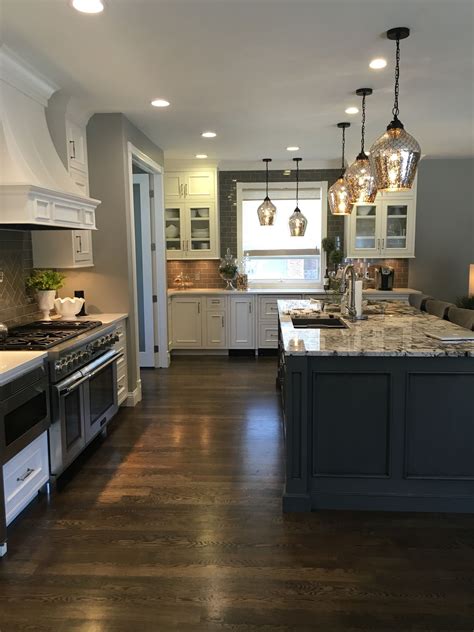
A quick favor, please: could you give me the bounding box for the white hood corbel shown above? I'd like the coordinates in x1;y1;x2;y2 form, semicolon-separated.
0;46;100;230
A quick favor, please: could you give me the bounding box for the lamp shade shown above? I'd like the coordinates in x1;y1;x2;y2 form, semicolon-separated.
257;196;277;226
328;175;352;215
344;153;378;204
369;125;421;191
469;264;474;296
288;207;307;236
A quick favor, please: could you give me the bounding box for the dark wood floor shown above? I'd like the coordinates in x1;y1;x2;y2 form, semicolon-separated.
1;357;474;631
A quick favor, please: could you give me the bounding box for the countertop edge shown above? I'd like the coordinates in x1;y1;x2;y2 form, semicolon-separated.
0;351;48;385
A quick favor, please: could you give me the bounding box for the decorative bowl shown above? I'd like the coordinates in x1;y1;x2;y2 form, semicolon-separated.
54;297;85;320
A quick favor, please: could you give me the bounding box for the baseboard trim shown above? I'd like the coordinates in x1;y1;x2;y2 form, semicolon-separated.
125;379;142;407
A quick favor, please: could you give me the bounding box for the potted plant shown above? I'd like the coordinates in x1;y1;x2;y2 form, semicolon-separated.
26;269;65;320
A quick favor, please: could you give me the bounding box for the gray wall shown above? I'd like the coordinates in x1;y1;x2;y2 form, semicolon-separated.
409;159;474;302
60;113;164;397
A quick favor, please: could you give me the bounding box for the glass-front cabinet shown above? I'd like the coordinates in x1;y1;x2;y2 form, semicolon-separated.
165;202;219;260
345;190;416;259
164;168;219;260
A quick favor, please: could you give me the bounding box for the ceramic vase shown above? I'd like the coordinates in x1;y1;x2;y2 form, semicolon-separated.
36;290;56;321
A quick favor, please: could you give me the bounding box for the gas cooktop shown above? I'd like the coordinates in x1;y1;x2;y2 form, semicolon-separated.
0;320;103;351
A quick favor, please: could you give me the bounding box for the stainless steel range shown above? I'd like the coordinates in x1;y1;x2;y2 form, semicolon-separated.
1;320;123;478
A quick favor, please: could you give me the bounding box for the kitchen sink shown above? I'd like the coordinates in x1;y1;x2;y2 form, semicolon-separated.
291;316;348;329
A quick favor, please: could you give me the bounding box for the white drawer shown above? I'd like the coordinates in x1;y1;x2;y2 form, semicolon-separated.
3;431;49;526
117;374;127;405
116;353;127;380
206;296;226;310
258;322;279;348
258;295;302;321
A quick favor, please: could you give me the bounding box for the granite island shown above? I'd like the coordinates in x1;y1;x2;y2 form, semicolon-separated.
277;300;474;513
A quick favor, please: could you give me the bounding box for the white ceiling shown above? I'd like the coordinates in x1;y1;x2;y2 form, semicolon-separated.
2;0;474;163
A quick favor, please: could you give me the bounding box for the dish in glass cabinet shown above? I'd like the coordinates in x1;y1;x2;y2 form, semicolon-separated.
357;207;373;216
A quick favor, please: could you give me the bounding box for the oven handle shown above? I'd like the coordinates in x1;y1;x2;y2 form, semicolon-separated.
56;373;90;396
82;350;123;380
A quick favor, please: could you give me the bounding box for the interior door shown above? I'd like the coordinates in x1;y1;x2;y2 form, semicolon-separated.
133;174;155;367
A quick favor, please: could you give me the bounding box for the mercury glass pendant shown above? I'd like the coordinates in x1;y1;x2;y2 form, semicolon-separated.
345;88;378;204
328;122;352;215
257;158;277;225
369;27;421;191
289;158;307;236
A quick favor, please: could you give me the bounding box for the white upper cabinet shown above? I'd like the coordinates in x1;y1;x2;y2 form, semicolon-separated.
32;118;94;268
345;186;417;259
165;168;219;260
66;120;88;174
164;170;215;201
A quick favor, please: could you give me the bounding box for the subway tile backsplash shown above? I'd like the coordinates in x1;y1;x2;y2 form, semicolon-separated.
0;229;40;325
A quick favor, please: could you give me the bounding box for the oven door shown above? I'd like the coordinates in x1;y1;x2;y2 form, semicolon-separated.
1;365;50;464
82;349;122;444
50;370;88;475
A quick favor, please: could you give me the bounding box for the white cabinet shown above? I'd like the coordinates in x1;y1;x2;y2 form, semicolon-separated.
67;120;88;173
3;432;49;526
345;189;417;259
257;294;302;349
165;168;219;260
165;170;215;201
165;202;219;260
113;318;128;406
229;296;255;349
171;297;202;348
32;228;94;268
205;310;226;348
32;118;94;268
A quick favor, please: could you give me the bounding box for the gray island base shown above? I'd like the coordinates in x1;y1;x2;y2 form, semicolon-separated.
277;300;474;513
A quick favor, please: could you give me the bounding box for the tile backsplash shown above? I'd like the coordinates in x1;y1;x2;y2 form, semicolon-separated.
0;230;40;325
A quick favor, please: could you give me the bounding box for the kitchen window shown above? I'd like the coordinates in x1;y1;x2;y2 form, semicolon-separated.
237;181;327;288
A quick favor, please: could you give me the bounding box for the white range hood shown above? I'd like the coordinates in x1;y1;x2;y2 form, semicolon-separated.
0;46;100;230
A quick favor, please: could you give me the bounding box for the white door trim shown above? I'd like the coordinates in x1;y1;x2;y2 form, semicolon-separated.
127;143;169;373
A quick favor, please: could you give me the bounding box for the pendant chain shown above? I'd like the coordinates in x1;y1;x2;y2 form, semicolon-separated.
341;126;346;169
296;160;299;206
361;93;366;154
392;36;401;120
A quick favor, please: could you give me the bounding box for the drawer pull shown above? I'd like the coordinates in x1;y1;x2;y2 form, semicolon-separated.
17;468;35;482
211;299;220;304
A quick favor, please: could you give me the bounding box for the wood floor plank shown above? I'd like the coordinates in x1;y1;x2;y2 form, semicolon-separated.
1;356;473;631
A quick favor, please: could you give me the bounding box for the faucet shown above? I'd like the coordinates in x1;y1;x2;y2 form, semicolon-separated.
340;263;367;321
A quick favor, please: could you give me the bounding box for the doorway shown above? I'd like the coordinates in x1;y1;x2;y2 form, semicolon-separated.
128;144;169;374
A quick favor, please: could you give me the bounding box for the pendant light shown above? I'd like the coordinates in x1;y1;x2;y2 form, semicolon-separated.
289;158;307;236
345;88;378;204
328;122;352;215
257;158;277;225
369;27;421;191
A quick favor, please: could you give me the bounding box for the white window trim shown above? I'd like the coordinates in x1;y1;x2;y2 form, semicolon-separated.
236;180;328;289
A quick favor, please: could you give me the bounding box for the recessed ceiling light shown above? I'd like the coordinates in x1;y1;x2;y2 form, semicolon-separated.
151;99;170;108
71;0;104;13
196;154;208;159
201;131;217;138
345;106;359;115
369;58;387;70
286;146;299;151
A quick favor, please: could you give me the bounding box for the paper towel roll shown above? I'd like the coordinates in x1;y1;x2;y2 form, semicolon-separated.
355;280;363;317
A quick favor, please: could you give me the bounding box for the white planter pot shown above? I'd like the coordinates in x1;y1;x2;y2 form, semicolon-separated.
36;290;56;321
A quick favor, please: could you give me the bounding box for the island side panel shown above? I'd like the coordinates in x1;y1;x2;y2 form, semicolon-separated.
282;355;311;511
283;355;474;513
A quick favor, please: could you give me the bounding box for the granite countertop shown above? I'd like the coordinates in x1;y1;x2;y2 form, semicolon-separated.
278;300;474;358
0;351;47;385
168;287;420;297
